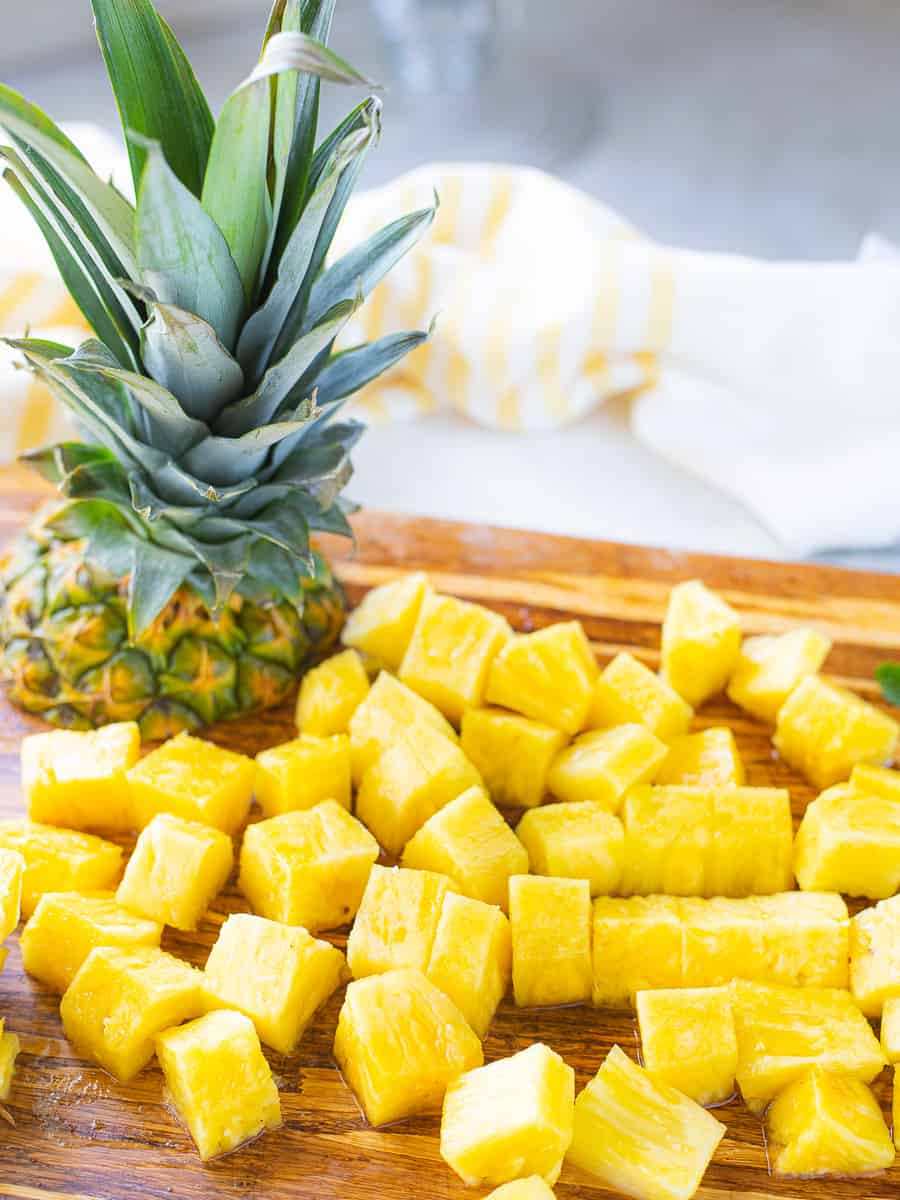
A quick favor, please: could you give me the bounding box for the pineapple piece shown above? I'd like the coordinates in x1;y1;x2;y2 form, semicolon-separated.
348;669;458;784
484;621;598;736
401;787;528;911
347;864;455;978
509;875;592;1007
795;782;900;898
0;848;23;941
727;628;832;724
567;1044;726;1200
635;986;737;1105
592;896;684;1008
0;820;122;917
484;1179;556;1200
440;1043;574;1187
295;647;370;736
127;731;254;836
0;1020;19;1102
60;944;204;1081
426;892;512;1038
254;734;351;816
116;813;232;931
852;762;900;798
774;675;899;789
661;580;741;708
766;1068;894;1177
342;571;432;671
460;708;567;809
850;895;900;1016
588;652;693;742
334;967;483;1126
655;727;745;787
882;996;900;1062
515;802;624;896
156;1010;281;1161
546;725;668;812
239;799;378;931
21;721;140;833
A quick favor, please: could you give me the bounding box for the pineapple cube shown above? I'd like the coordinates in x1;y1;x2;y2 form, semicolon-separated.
850;895;900;1016
0;848;23;941
661;580;741;707
509;875;592;1007
203;912;345;1055
21;891;162;993
727;628;832;724
515;802;624;896
588;652;693;742
774;675;899;789
461;708;567;809
60;944;204;1081
334;967;483;1126
127;731;254;835
239;800;378;931
484;621;598;736
116;813;232;931
295;647;370;736
342;571;432;671
795;782;900;899
0;1020;19;1102
592;896;684;1008
546;725;668;812
484;1179;556;1200
254;734;351;816
766;1068;894;1177
347;864;454;978
440;1043;575;1187
852;762;900;798
349;670;458;784
635;986;737;1106
22;720;140;833
426;892;512;1037
0;820;123;916
655;727;745;787
567;1044;726;1200
401;787;528;911
156;1010;281;1160
882;997;900;1061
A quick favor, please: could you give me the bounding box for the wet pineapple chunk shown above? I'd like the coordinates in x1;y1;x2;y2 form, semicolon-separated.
60;944;204;1081
766;1068;894;1176
588;652;692;742
485;621;598;736
342;571;432;671
636;986;737;1105
655;727;745;787
509;875;592;1007
0;1018;19;1101
852;762;900;798
727;628;832;724
296;648;370;736
850;895;900;1016
349;670;458;784
254;734;351;816
401;787;528;911
547;725;668;812
239;799;378;931
426;892;511;1038
0;848;23;941
347;865;455;978
461;709;567;809
440;1043;574;1187
515;802;624;896
334;967;483;1126
795;781;900;898
662;580;741;708
22;721;140;833
484;1179;556;1200
592;896;684;1008
882;997;900;1061
0;820;123;917
157;1010;282;1161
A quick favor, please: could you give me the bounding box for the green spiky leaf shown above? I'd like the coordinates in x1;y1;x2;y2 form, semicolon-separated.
313;328;431;406
877;664;900;707
128;539;196;636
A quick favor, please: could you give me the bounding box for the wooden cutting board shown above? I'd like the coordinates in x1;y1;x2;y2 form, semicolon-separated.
1;465;899;1200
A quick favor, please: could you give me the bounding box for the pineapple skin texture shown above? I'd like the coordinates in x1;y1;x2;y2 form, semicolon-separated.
795;781;900;899
0;848;23;941
461;708;567;809
347;865;455;978
589;652;692;742
850;895;900;1016
509;875;592;1007
635;986;737;1106
348;670;458;785
0;1023;19;1102
485;621;598;736
515;802;624;897
296;648;370;736
546;725;668;812
341;572;432;672
483;1178;556;1200
22;721;140;833
426;891;511;1038
0;819;122;917
655;727;745;787
727;629;832;725
254;734;352;816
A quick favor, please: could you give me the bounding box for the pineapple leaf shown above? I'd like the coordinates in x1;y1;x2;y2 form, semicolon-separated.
313;328;431;406
22;441;131;505
239;30;375;91
180;411;322;487
127;539;196;637
248;538;304;604
876;663;900;706
240;492;312;563
186;534;253;610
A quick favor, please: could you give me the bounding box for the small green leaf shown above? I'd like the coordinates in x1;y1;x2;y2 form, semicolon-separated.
128;539;196;636
876;664;900;707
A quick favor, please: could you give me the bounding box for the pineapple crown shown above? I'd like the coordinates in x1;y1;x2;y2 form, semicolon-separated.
0;0;435;634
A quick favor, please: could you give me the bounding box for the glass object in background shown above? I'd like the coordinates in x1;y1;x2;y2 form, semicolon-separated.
371;0;498;93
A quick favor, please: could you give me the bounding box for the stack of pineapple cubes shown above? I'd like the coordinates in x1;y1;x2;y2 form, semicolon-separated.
3;566;900;1195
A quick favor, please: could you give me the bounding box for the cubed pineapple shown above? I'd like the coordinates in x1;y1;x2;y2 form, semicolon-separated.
588;652;693;742
850;895;900;1016
440;1043;574;1187
349;670;458;784
484;1179;556;1200
254;734;351;816
0;848;23;941
156;1010;281;1160
774;675;899;789
295;648;370;736
334;967;483;1126
635;986;737;1106
795;782;900;899
342;571;432;671
460;709;567;809
347;864;454;978
426;892;511;1038
883;997;900;1061
0;1019;19;1102
727;629;832;724
660;580;741;708
655;727;745;787
401;787;528;911
126;731;254;836
592;896;684;1008
0;820;123;917
239;800;378;931
566;1044;726;1200
546;725;668;812
515;802;624;896
60;944;204;1081
766;1068;894;1177
116;813;232;931
21;721;140;833
484;621;598;736
509;875;592;1007
851;762;900;798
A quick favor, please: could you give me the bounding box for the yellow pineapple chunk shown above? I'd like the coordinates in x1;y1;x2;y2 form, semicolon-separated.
116;813;232;931
515;802;624;896
567;1044;725;1200
342;571;432;671
349;669;458;784
655;727;745;787
0;820;122;916
774;675;899;789
347;864;454;978
850;895;900;1016
636;986;737;1105
426;892;511;1037
334;967;483;1126
22;721;140;833
766;1067;894;1176
795;782;900;898
592;896;684;1008
21;891;162;993
239;799;378;931
727;628;832;724
484;1179;556;1200
461;708;567;809
127;731;254;836
295;647;370;736
660;580;741;708
484;621;598;736
401;787;528;911
547;725;668;812
203;912;345;1054
0;1019;19;1102
851;762;900;798
156;1009;281;1161
0;848;23;941
60;944;204;1081
440;1043;574;1187
588;652;693;742
509;875;592;1007
254;734;351;816
882;997;900;1061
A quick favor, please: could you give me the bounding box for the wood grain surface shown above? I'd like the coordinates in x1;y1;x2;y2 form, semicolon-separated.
0;464;899;1200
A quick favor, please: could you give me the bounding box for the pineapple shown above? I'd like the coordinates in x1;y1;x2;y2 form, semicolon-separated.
116;813;233;930
347;864;454;978
0;819;122;916
334;967;483;1126
254;733;351;815
546;725;667;812
794;781;900;898
592;896;684;1008
460;708;568;810
509;875;592;1007
349;670;458;785
851;762;900;798
156;1010;281;1161
566;1044;726;1200
589;652;692;742
727;628;832;724
426;892;511;1038
0;1020;19;1102
0;848;23;941
850;895;900;1016
485;621;598;735
440;1043;574;1187
661;580;741;708
239;799;378;931
655;727;744;787
515;802;624;896
635;986;737;1106
342;572;432;672
295;648;369;736
882;997;900;1062
127;731;254;835
22;721;140;832
483;1180;556;1200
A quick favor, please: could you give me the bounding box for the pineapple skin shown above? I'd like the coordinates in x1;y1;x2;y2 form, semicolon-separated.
0;848;23;942
127;731;254;835
22;721;140;833
635;986;737;1106
0;819;123;917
